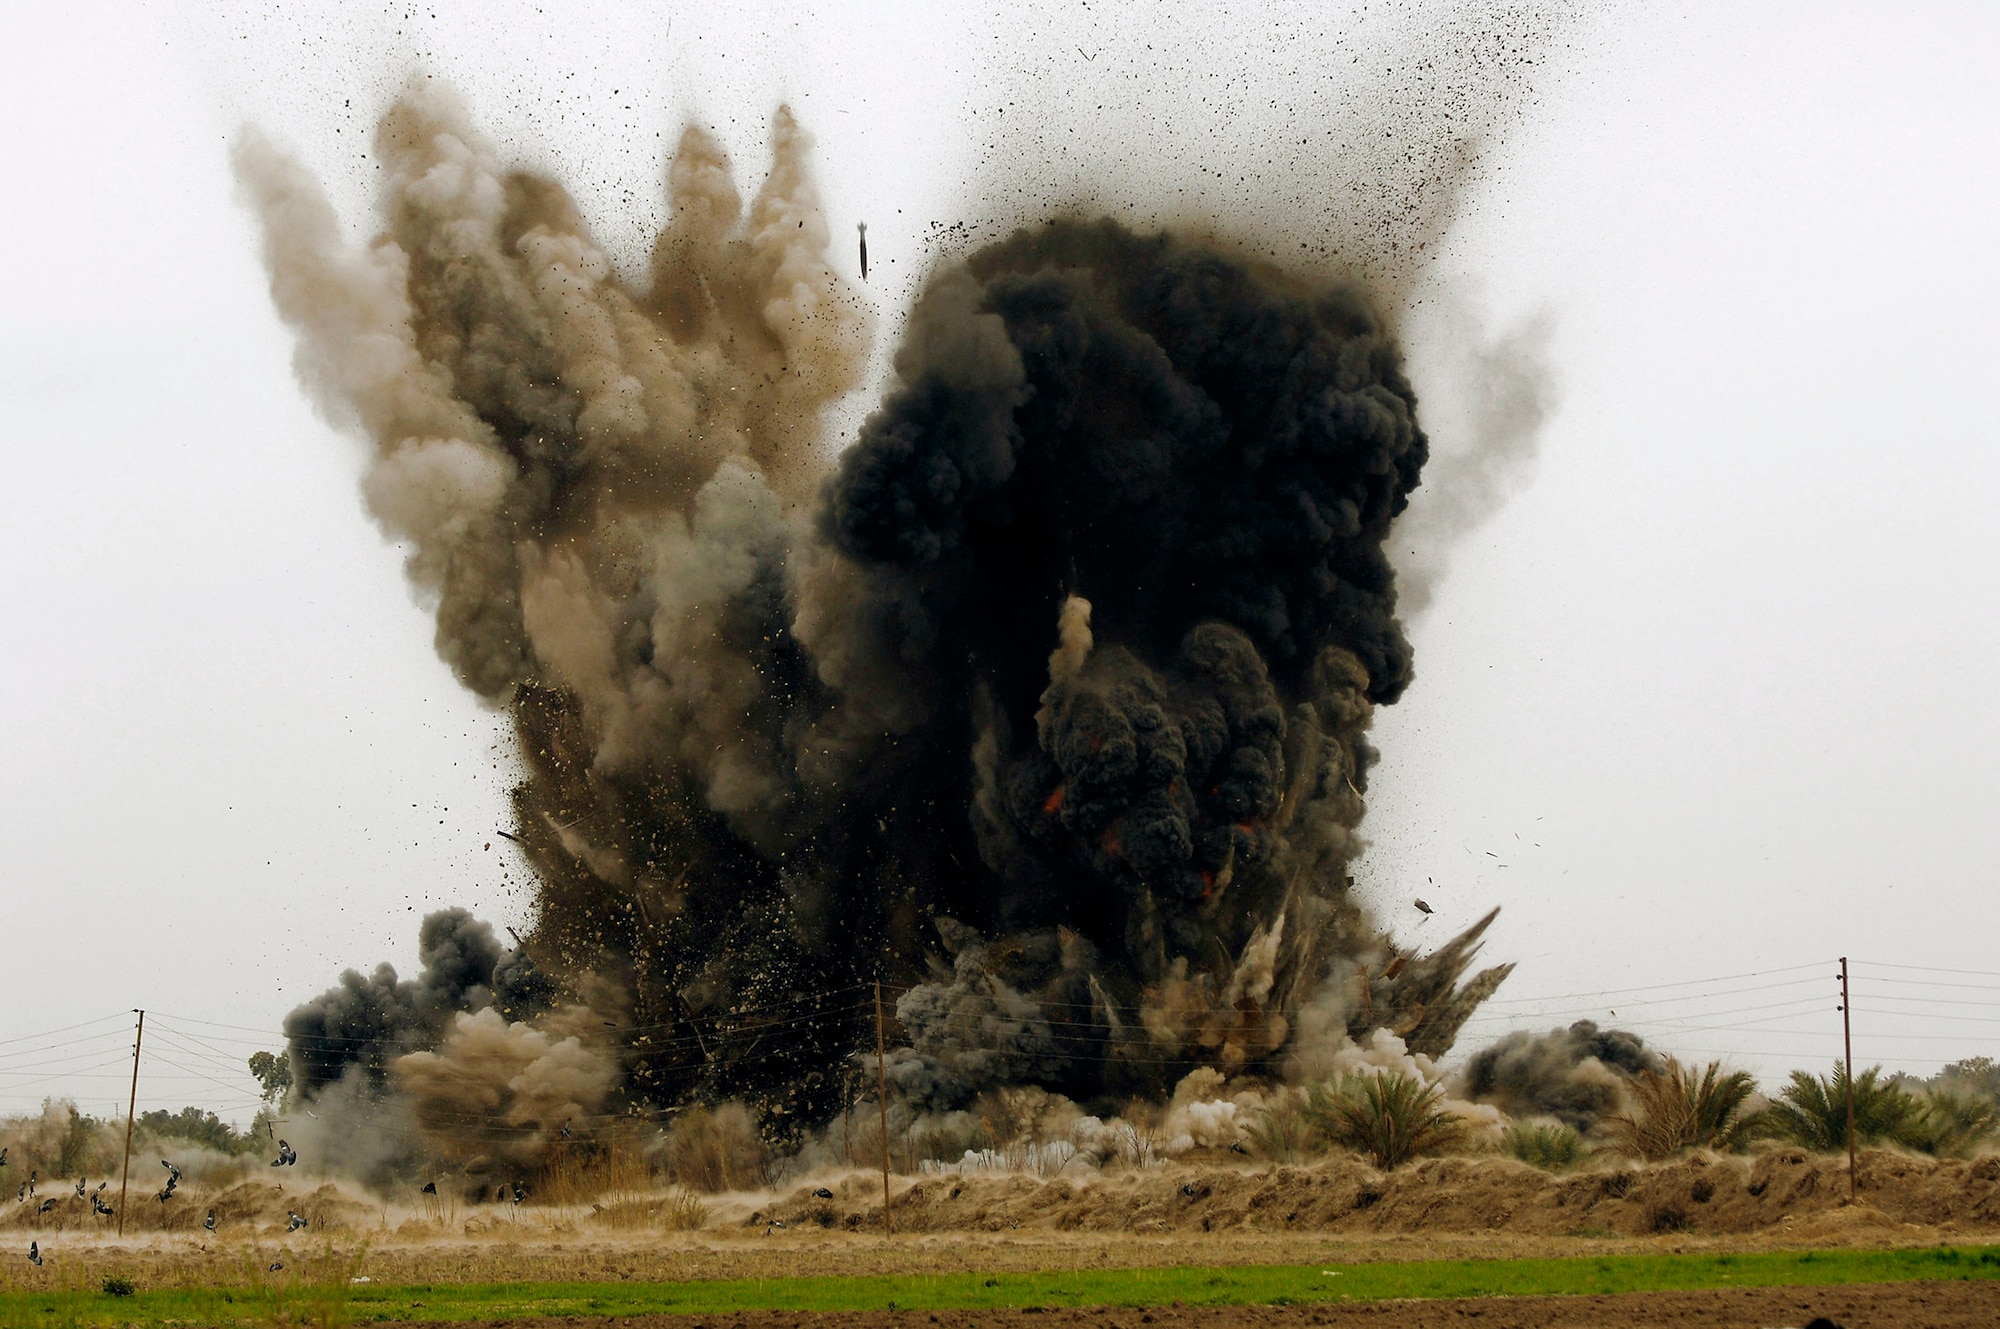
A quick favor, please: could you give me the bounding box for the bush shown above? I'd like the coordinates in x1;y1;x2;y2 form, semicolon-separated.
1601;1059;1758;1160
1303;1071;1466;1171
1759;1063;1915;1152
1502;1120;1585;1171
102;1277;136;1297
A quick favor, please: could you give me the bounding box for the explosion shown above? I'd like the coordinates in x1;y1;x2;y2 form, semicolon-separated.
238;82;1515;1180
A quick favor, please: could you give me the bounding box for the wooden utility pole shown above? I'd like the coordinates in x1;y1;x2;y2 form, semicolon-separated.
117;1010;145;1237
1839;958;1856;1201
874;980;893;1232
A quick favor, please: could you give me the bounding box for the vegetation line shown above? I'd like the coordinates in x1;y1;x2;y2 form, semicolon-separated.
6;1245;2000;1327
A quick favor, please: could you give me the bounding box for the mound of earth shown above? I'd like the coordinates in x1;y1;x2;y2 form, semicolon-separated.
10;1148;1999;1241
0;1177;377;1236
749;1149;2000;1239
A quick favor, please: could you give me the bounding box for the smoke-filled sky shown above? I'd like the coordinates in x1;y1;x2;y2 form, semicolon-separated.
2;0;1996;1121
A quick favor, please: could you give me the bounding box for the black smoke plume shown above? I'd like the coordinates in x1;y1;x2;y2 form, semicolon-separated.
242;82;1510;1160
1459;1020;1659;1133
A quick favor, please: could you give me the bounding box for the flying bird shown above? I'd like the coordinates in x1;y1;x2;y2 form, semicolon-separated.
1414;899;1433;914
38;1198;56;1214
268;1262;283;1273
204;1209;216;1232
288;1211;307;1231
857;222;868;280
27;1241;40;1267
92;1196;113;1217
74;1178;85;1198
420;1182;437;1195
510;1181;527;1205
812;1187;834;1199
1;1147;8;1166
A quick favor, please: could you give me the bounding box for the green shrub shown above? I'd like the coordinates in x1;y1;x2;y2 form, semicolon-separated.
101;1276;136;1297
1303;1071;1466;1171
1246;1093;1316;1164
1502;1119;1585;1171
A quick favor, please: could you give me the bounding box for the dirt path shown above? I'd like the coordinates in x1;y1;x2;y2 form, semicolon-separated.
397;1279;2000;1329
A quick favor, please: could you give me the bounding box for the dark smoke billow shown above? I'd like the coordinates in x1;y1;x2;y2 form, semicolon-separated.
1460;1020;1660;1134
245;82;1511;1170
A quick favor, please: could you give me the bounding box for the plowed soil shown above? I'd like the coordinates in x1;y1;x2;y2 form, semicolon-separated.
386;1279;2000;1328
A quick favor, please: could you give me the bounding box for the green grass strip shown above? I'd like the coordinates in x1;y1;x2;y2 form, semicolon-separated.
6;1245;2000;1327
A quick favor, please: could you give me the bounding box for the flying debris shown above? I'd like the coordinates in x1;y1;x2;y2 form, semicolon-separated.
494;830;524;846
857;221;868;279
1414;899;1433;914
27;1242;40;1267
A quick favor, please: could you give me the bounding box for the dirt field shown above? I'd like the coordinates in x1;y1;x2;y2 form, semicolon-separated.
390;1280;2000;1329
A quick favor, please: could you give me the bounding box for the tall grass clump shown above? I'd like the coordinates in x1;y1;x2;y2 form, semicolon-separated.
1759;1063;1915;1152
1303;1071;1466;1171
1601;1059;1758;1160
1502;1119;1586;1171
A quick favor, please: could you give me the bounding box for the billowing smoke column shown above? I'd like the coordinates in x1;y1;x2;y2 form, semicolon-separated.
1460;1020;1660;1133
243;82;1509;1165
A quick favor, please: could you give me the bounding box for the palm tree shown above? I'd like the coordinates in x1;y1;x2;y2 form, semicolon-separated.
1600;1059;1759;1160
1900;1087;2000;1158
1303;1071;1467;1170
1758;1063;1916;1152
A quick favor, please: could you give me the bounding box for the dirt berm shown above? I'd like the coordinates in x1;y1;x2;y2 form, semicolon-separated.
12;1148;2000;1241
747;1149;2000;1239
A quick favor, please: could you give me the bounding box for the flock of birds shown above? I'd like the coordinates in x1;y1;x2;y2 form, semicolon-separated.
6;1133;310;1266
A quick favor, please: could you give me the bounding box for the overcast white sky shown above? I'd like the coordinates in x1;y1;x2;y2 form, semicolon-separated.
1;1;1995;1122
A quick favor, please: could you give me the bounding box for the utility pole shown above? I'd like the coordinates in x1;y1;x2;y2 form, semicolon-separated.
1838;958;1856;1202
117;1010;145;1237
874;980;893;1233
